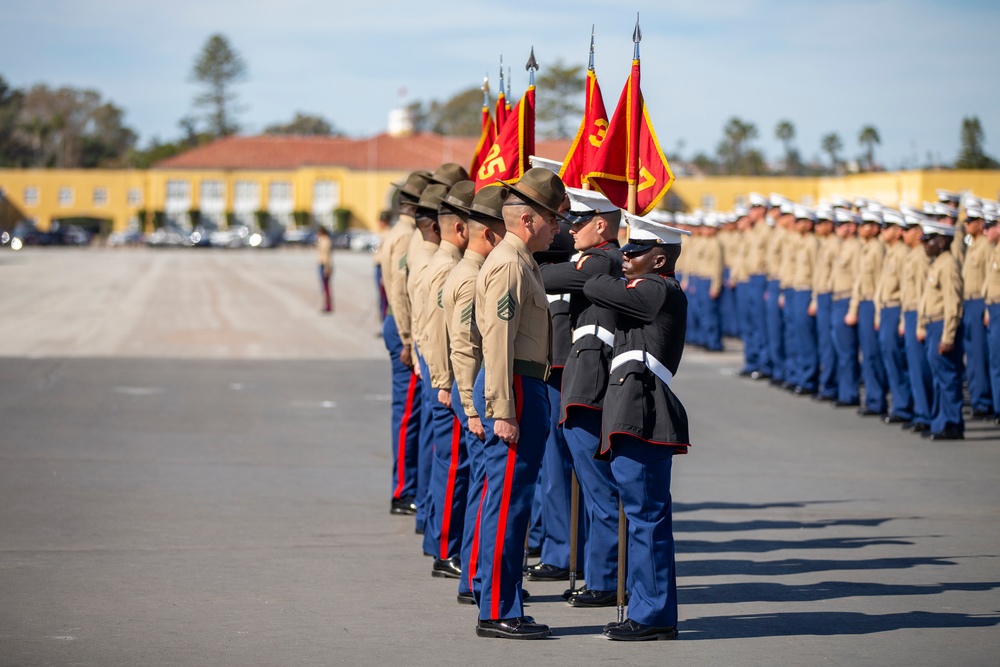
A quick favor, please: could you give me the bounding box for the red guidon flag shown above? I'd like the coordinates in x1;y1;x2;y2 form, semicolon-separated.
475;84;535;190
584;59;673;215
559;68;608;189
495;87;509;134
470;103;497;177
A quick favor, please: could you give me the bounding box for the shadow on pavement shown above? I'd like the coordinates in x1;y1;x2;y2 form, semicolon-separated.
675;517;903;533
678;610;1000;640
674;500;853;513
677;536;916;554
680;580;1000;604
680;556;959;577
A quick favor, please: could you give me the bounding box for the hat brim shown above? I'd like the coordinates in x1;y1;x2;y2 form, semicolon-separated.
564;211;599;225
621;241;661;255
498;178;570;222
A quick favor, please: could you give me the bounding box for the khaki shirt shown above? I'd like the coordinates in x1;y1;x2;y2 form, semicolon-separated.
792;233;818;292
701;235;724;293
384;215;417;346
766;225;785;281
963;235;990;300
902;245;931;313
729;231;749;284
811;235;839;307
874;241;908;328
831;236;862;301
919;252;964;345
476;233;552;420
984;242;1000;305
316;234;332;269
779;230;800;289
445;250;486;417
951;219;967;262
849;238;885;318
406;233;440;354
422;240;464;390
745;221;770;276
720;230;739;272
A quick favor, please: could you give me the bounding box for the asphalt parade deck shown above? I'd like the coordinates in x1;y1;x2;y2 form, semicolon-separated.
1;248;998;666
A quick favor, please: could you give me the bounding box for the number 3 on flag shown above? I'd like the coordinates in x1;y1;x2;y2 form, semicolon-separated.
477;144;507;181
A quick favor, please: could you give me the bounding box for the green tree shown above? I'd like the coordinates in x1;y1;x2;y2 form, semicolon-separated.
421;86;485;136
264;112;338;136
535;59;585;139
716;117;760;175
190;33;248;137
858;125;881;170
955;116;998;169
821;132;843;171
775;119;800;175
0;76;31;167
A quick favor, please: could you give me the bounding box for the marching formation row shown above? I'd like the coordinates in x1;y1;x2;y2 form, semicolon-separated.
665;192;1000;440
376;162;690;640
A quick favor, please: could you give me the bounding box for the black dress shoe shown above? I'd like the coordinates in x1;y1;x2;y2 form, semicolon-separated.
883;414;911;425
390;497;416;515
603;618;678;641
476;617;551;639
432;556;462;579
794;386;817;396
971;409;994;419
750;370;771;380
568;589;619;607
857;408;885;417
832;400;860;408
524;563;570;581
735;369;754;377
910;422;930;433
457;591;476;605
928;427;964;441
813;394;835;402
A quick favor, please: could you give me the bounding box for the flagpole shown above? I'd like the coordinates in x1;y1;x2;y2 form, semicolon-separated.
581;26;596;192
626;14;642;216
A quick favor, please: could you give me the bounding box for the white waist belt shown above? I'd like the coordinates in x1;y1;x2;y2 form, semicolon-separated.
572;324;616;347
547;293;570;303
610;350;674;386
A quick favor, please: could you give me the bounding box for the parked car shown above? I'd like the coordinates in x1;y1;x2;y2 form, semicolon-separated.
107;228;146;247
146;225;194;248
209;225;251;248
283;227;316;246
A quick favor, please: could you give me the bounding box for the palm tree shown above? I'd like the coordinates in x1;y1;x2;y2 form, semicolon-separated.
775;120;795;174
718;117;759;175
858;125;881;170
821;132;843;172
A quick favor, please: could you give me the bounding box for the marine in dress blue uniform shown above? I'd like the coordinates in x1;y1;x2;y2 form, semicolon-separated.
583;212;691;641
540;186;624;606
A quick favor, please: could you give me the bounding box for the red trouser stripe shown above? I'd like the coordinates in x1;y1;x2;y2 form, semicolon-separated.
393;372;418;499
439;415;462;558
468;478;487;590
489;375;523;620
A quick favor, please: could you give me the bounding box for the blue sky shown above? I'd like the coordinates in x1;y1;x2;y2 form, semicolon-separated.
2;0;999;168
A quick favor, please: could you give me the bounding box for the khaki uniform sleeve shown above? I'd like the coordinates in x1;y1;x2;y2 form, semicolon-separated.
387;228;413;347
478;262;523;420
848;243;863;320
423;265;453;390
950;220;966;262
942;257;964;346
448;276;481;418
708;238;724;295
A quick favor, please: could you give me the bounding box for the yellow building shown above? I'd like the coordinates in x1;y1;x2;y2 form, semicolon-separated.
2;133;999;235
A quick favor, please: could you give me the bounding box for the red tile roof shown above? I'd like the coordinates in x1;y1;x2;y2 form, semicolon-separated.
154;133;575;172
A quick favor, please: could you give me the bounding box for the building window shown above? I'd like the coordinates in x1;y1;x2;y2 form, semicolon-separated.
268;181;294;216
128;188;142;206
24;186;39;207
58;187;74;207
200;180;225;200
734;194;747;208
166;180;190;200
701;193;716;211
93;187;108;206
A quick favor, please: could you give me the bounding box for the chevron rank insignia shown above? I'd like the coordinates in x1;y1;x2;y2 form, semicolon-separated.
626;278;646;289
461;302;474;326
497;291;516;321
437;289;443;309
398;254;407;270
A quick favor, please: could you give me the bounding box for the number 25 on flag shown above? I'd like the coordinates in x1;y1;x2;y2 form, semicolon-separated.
478;144;507;181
